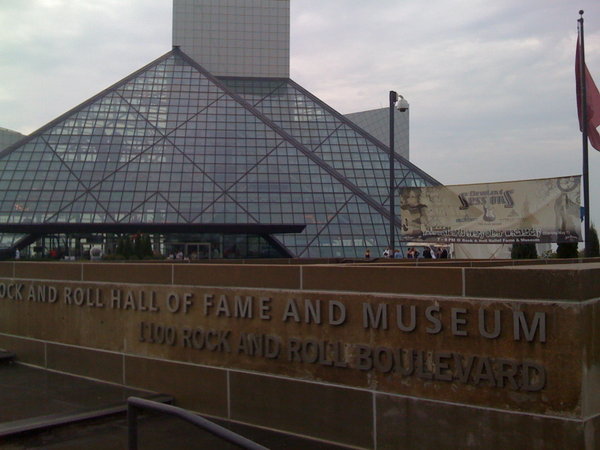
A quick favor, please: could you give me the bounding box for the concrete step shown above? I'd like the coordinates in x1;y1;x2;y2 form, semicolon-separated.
0;393;173;438
0;349;16;363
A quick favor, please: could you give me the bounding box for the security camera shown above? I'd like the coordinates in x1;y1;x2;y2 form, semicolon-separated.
396;96;409;112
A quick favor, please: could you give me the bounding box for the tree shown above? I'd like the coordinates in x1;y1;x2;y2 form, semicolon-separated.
133;234;143;257
588;223;600;257
116;236;125;256
140;234;153;258
556;242;578;258
511;242;538;259
122;236;133;258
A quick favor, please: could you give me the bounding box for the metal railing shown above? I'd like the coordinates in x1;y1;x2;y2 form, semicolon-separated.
127;397;268;450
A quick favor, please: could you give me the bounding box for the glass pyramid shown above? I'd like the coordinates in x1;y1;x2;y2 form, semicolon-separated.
0;49;438;258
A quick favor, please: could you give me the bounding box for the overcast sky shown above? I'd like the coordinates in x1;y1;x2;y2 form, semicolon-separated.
1;0;599;228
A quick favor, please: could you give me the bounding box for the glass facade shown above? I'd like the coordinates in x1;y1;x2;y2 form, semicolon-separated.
165;233;287;259
0;49;438;258
344;107;409;160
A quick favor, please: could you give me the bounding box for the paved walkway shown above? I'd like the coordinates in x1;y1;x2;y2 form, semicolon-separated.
0;363;346;449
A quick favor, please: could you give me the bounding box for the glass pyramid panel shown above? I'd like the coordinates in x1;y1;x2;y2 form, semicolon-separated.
287;195;391;258
227;79;436;208
220;79;286;106
116;56;226;135
0;49;441;258
0;139;89;223
119;192;189;224
43;94;166;188
0;51;298;229
248;82;341;151
167;96;287;189
195;194;258;224
228;141;393;257
44;192;111;224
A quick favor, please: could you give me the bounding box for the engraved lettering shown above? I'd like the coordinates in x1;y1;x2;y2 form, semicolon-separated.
328;300;346;325
282;298;301;322
425;305;442;334
363;303;388;329
479;308;501;339
234;296;253;318
513;311;546;343
451;308;468;336
396;304;416;332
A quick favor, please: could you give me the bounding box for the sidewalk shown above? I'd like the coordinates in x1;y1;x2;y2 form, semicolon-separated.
0;363;346;449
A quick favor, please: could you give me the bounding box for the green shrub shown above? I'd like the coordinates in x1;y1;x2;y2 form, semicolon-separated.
556;242;578;258
511;243;538;259
589;223;600;257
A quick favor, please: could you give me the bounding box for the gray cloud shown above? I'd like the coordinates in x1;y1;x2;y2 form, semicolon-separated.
290;0;600;230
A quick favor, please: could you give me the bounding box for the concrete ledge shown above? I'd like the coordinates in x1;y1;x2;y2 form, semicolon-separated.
15;262;81;282
4;260;599;301
173;264;301;290
0;262;13;278
83;263;172;285
302;265;463;296
465;263;600;300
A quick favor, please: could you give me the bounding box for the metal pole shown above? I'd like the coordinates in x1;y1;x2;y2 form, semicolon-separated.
578;10;591;256
128;402;138;450
127;397;267;450
389;90;397;254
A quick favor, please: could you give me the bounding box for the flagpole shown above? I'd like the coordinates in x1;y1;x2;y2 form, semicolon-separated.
578;10;591;257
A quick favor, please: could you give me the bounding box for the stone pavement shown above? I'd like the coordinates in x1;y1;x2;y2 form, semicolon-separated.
0;362;347;449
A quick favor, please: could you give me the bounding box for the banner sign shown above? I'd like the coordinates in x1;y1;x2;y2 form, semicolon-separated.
399;176;581;243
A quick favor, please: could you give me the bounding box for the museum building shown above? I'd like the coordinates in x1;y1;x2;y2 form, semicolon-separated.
0;0;438;259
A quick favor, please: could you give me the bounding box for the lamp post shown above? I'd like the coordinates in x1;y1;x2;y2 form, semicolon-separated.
389;91;409;255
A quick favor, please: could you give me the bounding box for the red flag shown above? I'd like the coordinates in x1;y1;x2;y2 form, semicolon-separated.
576;36;600;151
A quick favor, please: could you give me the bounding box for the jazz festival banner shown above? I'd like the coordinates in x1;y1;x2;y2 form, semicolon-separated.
399;176;581;244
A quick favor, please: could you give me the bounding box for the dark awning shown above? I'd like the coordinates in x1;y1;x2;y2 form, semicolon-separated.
0;223;305;235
